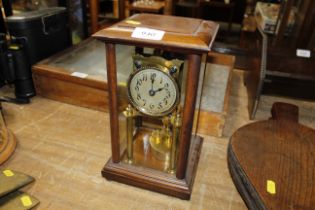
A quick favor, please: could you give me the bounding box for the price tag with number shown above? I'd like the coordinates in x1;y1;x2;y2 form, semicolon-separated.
296;49;311;58
71;72;88;78
131;27;165;41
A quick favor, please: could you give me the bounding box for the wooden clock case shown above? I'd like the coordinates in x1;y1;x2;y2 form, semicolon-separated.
93;14;218;199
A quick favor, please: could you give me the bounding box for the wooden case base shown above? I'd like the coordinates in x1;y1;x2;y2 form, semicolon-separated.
102;135;203;200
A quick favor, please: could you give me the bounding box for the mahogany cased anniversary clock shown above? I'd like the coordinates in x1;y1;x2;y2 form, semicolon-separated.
93;14;218;199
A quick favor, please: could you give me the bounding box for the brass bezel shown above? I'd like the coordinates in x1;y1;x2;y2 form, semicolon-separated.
127;65;180;117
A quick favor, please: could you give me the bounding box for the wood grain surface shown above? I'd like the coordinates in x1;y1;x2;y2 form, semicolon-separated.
0;108;17;165
93;14;219;53
0;94;246;209
129;1;165;14
102;135;203;200
176;54;201;179
229;102;315;210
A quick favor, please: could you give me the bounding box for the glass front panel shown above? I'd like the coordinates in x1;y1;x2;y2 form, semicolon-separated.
114;45;209;174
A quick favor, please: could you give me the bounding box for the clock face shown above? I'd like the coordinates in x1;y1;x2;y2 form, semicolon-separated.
127;67;179;117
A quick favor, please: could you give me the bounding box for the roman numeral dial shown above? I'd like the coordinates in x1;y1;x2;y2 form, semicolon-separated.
127;67;179;117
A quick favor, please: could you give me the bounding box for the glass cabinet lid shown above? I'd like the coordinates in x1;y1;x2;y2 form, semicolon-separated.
36;38;229;114
41;38;134;83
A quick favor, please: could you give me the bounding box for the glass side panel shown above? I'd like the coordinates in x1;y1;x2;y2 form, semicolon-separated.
192;54;207;136
116;44;135;157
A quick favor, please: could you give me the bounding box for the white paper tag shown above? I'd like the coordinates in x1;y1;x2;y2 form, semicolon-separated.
131;27;165;41
71;72;88;78
296;49;311;58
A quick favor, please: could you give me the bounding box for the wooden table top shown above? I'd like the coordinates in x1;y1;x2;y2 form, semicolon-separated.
130;1;165;13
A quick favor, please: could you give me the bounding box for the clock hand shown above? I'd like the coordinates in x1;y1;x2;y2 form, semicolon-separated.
149;74;156;96
154;87;164;93
149;87;164;96
150;74;156;88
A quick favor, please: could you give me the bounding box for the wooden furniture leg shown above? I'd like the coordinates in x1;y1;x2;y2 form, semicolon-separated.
89;0;99;33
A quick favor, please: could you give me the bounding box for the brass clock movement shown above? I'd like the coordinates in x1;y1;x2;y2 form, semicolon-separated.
125;54;183;172
93;14;218;199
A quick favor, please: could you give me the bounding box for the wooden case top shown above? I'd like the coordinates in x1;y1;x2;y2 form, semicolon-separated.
93;14;219;53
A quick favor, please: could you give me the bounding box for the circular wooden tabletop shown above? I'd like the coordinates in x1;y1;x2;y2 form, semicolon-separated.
228;102;315;210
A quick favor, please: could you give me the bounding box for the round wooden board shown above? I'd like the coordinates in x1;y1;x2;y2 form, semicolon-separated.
228;103;315;210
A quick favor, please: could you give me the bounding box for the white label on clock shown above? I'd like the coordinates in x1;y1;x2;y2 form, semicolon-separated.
296;49;311;58
131;27;165;41
71;72;88;78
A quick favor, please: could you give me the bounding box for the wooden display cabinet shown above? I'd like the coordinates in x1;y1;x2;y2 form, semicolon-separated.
32;37;234;137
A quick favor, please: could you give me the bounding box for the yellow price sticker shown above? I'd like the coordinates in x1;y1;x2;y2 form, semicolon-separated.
267;180;276;195
125;20;141;25
3;169;14;177
21;195;33;207
9;44;19;50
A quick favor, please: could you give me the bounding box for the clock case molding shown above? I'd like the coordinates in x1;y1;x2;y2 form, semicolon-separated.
93;14;219;199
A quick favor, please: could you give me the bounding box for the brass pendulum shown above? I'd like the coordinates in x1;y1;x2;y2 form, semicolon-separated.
149;116;172;161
